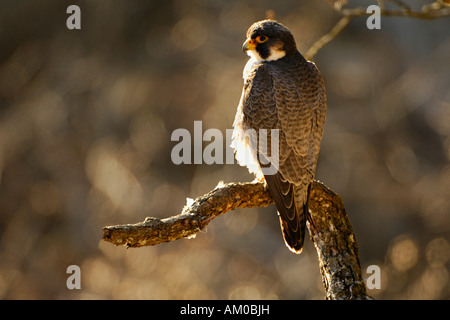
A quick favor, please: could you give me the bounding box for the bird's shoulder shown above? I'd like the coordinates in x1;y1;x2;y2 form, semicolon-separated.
243;58;271;84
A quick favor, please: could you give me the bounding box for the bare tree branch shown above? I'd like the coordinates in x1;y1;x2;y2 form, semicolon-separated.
102;181;272;248
305;0;450;60
102;180;372;300
305;15;353;61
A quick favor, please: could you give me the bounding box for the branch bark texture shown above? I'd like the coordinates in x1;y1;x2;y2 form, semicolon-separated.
102;180;371;300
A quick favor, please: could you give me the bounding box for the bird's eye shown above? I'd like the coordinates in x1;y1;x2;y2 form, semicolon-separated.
256;35;268;43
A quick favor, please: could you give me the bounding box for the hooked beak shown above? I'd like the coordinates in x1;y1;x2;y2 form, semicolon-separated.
242;38;257;52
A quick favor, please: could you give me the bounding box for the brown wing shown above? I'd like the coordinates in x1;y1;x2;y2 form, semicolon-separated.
240;58;326;253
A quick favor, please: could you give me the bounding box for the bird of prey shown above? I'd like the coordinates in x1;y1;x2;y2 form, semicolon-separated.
231;20;327;254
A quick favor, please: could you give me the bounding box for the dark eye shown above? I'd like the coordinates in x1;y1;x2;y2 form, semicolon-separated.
257;35;268;43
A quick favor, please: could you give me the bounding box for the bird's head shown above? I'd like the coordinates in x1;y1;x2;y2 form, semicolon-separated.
243;20;297;62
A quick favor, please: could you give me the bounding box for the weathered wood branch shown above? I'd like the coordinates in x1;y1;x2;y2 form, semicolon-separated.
102;180;372;300
102;181;272;248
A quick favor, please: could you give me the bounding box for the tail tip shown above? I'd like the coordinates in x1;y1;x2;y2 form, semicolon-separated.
284;240;304;254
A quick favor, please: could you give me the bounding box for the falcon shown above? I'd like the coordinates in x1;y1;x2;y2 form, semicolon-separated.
231;20;327;254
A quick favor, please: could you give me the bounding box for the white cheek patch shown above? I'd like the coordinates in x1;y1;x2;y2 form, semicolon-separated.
247;49;263;62
246;47;286;62
266;47;286;61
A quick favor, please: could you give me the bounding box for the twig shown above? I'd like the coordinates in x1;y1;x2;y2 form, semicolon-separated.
305;1;450;60
305;15;353;61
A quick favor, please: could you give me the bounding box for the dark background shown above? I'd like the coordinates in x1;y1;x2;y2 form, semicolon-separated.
0;0;448;299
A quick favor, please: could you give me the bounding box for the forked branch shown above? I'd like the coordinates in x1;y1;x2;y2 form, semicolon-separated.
102;180;372;300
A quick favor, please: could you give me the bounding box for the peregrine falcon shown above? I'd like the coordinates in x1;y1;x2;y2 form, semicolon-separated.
231;20;327;254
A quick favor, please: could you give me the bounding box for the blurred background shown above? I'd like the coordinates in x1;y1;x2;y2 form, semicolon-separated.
0;0;448;300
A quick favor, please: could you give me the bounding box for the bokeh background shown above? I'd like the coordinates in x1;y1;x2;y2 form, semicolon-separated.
0;0;449;300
